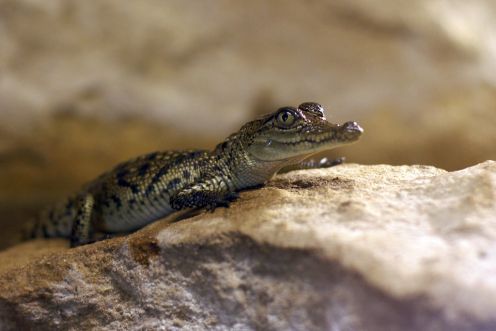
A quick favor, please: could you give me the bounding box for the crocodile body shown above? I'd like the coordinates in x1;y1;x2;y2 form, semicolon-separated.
27;102;363;247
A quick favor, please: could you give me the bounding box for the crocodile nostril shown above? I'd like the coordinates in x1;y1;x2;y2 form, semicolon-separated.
343;121;363;133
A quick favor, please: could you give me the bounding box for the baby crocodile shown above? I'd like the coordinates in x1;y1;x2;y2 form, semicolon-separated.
26;102;363;247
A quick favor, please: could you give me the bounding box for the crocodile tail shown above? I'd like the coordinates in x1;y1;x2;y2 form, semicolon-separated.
21;197;77;241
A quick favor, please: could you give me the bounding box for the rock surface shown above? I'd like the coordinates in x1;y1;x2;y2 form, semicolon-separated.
1;162;495;330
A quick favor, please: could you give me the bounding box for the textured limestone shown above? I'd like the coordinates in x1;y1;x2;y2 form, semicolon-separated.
0;162;495;330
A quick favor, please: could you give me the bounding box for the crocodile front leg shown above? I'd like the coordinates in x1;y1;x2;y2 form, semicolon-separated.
170;178;239;212
278;156;345;174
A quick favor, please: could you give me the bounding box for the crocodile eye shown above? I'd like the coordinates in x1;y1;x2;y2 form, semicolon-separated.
276;108;297;128
298;102;325;118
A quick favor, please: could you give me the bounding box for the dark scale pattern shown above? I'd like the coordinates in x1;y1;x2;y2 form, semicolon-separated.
117;178;140;194
138;163;151;176
111;195;122;208
25;102;363;247
167;178;182;191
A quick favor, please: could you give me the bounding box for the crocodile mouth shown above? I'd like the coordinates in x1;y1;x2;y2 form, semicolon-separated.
275;121;364;146
249;121;363;162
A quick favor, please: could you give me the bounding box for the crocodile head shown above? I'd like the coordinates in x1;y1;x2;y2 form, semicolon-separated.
240;102;363;162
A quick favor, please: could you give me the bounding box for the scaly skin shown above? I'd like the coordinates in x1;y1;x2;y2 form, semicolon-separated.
26;102;363;247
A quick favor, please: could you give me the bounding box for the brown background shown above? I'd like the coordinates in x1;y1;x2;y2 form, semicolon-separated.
1;0;495;248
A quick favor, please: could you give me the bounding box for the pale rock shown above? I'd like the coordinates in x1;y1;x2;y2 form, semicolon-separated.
0;162;495;330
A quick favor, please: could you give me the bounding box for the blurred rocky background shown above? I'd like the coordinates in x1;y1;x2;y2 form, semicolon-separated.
1;0;496;248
